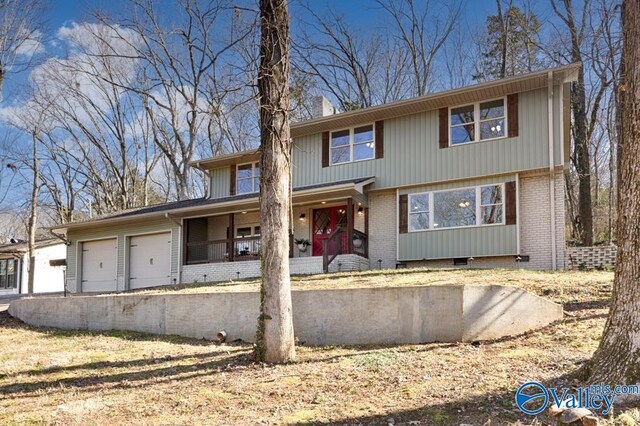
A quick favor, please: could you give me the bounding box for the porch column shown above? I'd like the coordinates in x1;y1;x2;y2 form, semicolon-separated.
364;207;369;258
347;198;354;254
228;213;234;262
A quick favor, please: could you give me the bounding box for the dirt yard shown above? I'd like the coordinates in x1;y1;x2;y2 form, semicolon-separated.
0;269;638;425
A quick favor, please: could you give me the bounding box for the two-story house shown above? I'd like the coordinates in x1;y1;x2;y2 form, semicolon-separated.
52;63;578;293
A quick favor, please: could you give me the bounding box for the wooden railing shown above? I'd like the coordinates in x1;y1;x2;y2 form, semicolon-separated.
186;236;261;264
322;226;368;273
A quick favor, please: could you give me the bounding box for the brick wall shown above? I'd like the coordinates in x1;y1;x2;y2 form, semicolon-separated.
566;246;617;270
181;254;369;283
367;191;398;270
519;171;566;270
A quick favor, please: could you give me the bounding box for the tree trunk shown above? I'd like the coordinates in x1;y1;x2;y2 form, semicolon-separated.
587;0;640;384
573;68;594;246
255;0;295;363
27;131;39;294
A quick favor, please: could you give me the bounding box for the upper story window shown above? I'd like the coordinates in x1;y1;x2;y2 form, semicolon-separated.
408;183;505;232
450;98;506;146
331;124;375;165
236;162;260;194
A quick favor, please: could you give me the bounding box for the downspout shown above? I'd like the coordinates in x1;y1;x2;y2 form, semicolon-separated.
515;173;520;254
165;213;183;284
548;72;557;270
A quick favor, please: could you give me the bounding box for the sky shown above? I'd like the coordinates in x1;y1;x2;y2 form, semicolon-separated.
0;0;556;217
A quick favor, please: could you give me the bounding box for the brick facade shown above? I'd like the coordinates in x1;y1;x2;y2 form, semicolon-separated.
181;254;368;283
367;191;398;270
519;171;566;270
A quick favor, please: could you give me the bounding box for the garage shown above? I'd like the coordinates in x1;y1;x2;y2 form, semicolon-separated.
81;239;117;292
128;232;171;290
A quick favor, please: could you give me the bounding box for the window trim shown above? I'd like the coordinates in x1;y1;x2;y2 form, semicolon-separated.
235;161;260;194
448;97;508;147
407;183;506;233
0;258;17;289
329;123;376;166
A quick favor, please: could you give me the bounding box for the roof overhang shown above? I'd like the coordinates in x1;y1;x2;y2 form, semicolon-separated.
51;178;375;232
190;149;259;170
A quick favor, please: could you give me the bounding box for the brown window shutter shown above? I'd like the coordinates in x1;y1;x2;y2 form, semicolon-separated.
507;94;519;138
229;164;236;196
438;107;449;148
375;120;384;159
505;181;516;225
399;194;408;234
322;131;330;167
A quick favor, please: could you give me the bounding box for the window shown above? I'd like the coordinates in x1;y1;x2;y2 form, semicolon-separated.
450;98;506;145
330;125;375;165
0;259;17;289
434;188;476;229
236;162;260;194
407;183;505;232
480;184;503;224
235;225;260;256
409;193;429;232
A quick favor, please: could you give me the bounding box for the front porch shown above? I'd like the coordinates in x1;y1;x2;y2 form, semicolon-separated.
182;196;370;281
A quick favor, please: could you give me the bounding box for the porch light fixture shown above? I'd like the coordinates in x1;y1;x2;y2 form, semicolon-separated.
299;213;306;221
357;207;364;216
321;201;326;204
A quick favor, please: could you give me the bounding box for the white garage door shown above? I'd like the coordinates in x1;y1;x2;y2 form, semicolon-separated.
128;232;171;290
81;239;117;292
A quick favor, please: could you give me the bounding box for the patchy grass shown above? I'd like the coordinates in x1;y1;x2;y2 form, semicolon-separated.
1;268;635;425
138;268;613;303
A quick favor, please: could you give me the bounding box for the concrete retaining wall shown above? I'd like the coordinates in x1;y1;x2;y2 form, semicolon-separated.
9;285;562;346
566;245;617;270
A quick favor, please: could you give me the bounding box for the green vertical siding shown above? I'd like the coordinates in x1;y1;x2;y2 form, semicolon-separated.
210;167;230;199
399;225;518;260
398;175;518;260
290;87;558;191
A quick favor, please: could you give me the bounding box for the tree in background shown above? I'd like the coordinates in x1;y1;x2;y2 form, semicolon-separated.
586;0;640;384
0;0;44;99
255;0;296;363
550;0;594;246
474;1;542;81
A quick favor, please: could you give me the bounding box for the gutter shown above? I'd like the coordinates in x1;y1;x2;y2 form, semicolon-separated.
50;179;373;232
548;72;557;270
165;213;183;285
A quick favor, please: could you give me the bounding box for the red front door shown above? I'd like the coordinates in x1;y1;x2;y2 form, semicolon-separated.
312;206;349;256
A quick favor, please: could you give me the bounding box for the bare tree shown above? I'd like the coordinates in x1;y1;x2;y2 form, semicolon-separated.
26;130;39;293
0;0;44;98
377;0;462;95
293;6;393;110
90;0;256;200
586;0;640;384
550;0;594;246
255;0;295;363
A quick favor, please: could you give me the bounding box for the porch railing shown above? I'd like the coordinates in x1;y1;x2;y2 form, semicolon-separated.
322;226;368;273
186;236;261;264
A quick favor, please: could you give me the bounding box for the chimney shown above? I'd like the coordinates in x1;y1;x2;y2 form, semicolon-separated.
311;95;338;119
